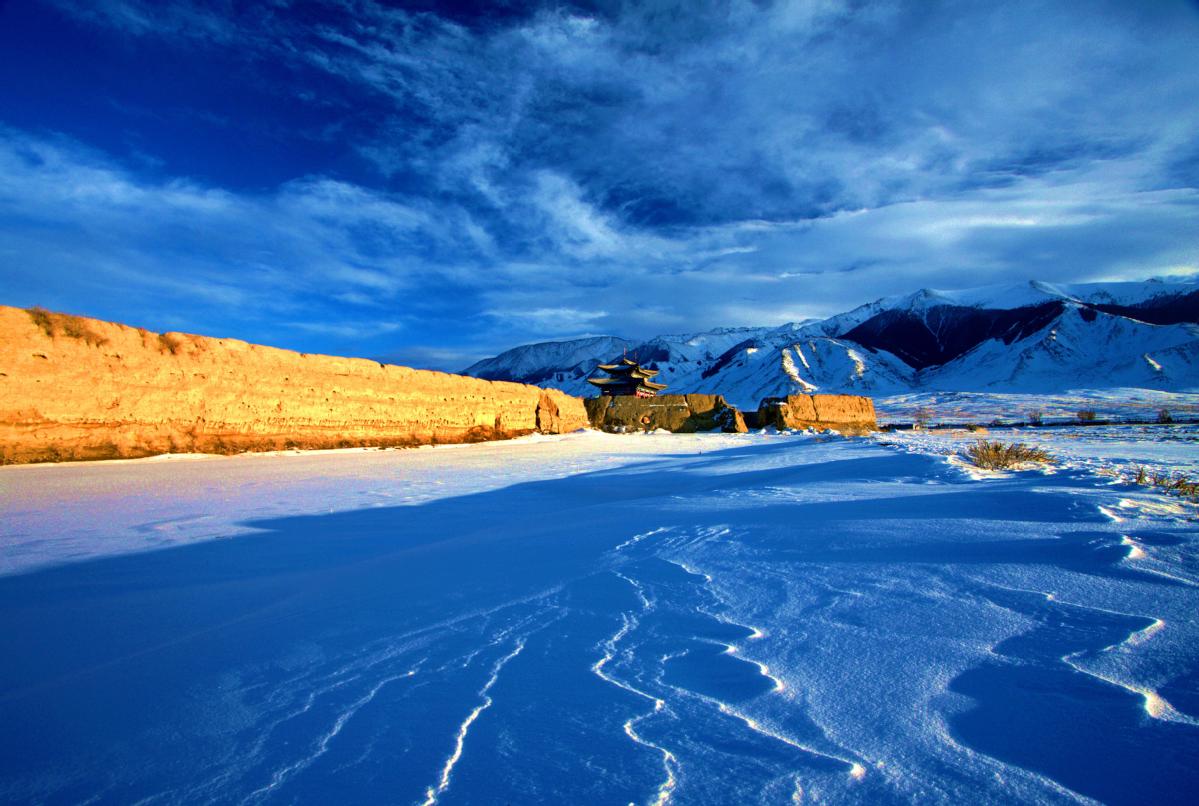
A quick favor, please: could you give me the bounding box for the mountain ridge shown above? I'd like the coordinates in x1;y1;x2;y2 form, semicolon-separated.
462;279;1199;409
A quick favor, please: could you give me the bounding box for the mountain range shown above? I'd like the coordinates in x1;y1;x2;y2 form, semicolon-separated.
462;279;1199;409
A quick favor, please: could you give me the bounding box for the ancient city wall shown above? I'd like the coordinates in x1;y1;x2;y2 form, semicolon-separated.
585;394;748;433
585;392;877;434
0;306;588;464
756;394;877;433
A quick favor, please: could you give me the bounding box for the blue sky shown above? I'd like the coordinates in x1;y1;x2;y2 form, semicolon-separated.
1;0;1197;369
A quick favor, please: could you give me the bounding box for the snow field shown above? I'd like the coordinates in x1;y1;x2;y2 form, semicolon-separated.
1;428;1196;804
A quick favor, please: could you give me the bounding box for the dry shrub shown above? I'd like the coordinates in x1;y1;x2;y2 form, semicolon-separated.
1164;473;1197;499
26;306;108;347
1135;467;1199;501
965;440;1053;470
1167;475;1199;500
158;333;186;355
1077;409;1098;423
27;306;54;335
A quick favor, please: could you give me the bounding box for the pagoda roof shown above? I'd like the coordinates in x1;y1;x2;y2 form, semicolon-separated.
591;357;667;394
595;360;660;378
587;377;668;390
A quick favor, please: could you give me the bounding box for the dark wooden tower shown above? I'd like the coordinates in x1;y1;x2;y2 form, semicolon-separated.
588;358;667;398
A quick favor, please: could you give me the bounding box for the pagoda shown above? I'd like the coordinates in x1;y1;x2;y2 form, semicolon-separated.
588;358;667;398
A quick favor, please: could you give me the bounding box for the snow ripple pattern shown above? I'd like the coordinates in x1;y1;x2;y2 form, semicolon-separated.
421;638;527;806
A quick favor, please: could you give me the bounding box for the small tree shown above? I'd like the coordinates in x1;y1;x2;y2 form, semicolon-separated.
1027;410;1043;426
913;406;933;429
1157;409;1173;424
1077;409;1097;423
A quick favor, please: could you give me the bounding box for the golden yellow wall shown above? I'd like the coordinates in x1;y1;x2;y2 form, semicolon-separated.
0;306;587;464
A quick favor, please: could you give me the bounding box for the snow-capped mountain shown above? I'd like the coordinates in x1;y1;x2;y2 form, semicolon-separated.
462;279;1199;408
923;306;1199;392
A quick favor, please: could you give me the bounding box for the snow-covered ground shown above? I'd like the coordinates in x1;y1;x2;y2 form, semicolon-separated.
1;430;1197;804
881;423;1199;486
875;388;1199;425
1;434;678;576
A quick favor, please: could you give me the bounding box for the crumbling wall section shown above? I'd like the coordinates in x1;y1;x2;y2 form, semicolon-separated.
586;394;748;433
756;394;877;433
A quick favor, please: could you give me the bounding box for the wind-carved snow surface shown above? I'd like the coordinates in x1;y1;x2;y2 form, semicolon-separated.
590;576;678;806
422;638;528;806
2;430;1198;804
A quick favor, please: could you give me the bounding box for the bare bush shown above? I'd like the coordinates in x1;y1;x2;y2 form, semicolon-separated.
27;306;54;335
1077;409;1097;423
913;406;933;429
26;306;108;347
1133;467;1199;501
1157;409;1173;424
1027;410;1043;426
157;333;186;355
965;440;1053;470
1169;475;1197;498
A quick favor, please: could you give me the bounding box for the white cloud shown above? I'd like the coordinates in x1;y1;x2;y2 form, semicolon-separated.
287;319;403;339
480;303;611;337
0;127;485;333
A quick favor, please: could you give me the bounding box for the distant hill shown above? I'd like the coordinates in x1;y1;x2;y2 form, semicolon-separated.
464;335;637;387
461;279;1199;408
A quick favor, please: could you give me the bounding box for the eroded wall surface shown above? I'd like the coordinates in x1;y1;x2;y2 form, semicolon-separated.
585;394;748;433
756;394;877;433
585;393;877;434
0;307;587;464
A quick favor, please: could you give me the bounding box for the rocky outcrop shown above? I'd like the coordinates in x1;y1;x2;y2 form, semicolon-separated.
0;306;588;464
756;394;877;434
585;394;748;433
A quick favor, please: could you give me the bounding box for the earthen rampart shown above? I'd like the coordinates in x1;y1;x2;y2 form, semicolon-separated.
756;394;877;433
0;307;587;464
